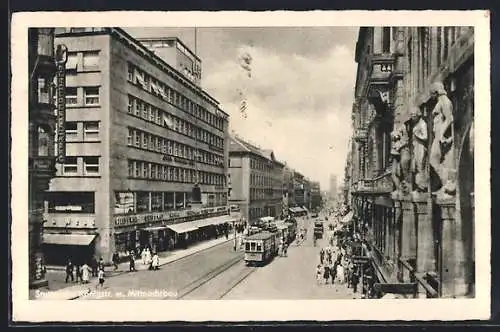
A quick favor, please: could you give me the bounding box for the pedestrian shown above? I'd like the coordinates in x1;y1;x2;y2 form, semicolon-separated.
323;264;330;284
97;268;105;288
90;256;98;277
129;251;136;272
74;262;81;283
316;264;323;285
112;251;120;270
283;243;288;257
352;269;360;293
145;248;152;266
65;259;74;283
151;252;159;270
81;262;91;284
336;263;345;284
330;261;337;284
98;257;105;271
278;242;283;257
319;249;324;265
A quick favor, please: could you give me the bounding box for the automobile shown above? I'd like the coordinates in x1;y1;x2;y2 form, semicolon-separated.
311;213;319;218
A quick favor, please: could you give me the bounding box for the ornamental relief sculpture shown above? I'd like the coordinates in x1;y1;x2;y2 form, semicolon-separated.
390;123;411;198
429;82;456;200
409;106;429;194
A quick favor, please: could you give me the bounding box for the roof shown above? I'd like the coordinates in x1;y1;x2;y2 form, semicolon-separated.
229;136;284;166
245;231;276;241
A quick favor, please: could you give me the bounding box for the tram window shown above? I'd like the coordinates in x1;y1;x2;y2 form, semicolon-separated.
245;242;250;251
256;243;262;251
250;242;256;251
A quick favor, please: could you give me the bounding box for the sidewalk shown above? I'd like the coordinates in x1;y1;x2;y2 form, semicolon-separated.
31;234;243;300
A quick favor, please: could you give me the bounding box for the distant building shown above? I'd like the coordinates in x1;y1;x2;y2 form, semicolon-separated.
228;135;284;224
329;174;338;199
310;181;322;210
44;28;232;265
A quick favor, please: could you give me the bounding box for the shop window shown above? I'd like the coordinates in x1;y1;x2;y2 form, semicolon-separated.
83;156;99;175
115;191;135;214
63;156;78;174
83;122;99;140
47;191;95;213
84;87;100;106
151;192;162;212
82;51;99;70
175;192;185;209
136;192;150;213
65;87;78;105
164;192;174;210
65;122;78;138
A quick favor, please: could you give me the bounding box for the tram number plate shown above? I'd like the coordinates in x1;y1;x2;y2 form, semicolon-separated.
246;253;259;259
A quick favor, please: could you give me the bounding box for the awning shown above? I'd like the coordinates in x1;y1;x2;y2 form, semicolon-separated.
341;211;354;224
167;223;199;233
43;233;97;246
194;214;237;228
143;226;169;232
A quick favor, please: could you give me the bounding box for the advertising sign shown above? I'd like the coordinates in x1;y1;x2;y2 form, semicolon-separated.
55;44;68;164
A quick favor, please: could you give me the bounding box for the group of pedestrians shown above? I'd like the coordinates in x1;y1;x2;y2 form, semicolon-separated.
278;237;289;257
315;243;360;293
140;247;160;270
65;256;106;288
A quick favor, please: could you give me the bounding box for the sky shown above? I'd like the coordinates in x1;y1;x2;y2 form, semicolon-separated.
125;27;359;190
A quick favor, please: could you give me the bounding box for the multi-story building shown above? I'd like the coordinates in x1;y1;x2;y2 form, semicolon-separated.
329;174;338;200
228;135;284;224
43;28;233;265
293;171;306;208
310;181;322;211
346;26;474;298
28;28;59;288
282;166;295;211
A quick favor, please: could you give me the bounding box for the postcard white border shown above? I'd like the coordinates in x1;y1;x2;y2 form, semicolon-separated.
11;10;491;322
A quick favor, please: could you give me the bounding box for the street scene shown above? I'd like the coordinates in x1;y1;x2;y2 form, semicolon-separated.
25;23;476;302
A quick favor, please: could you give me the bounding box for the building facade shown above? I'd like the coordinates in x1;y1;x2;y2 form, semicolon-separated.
228;135;284;224
44;28;232;265
29;28;59;288
329;174;338;200
309;181;322;211
346;26;474;298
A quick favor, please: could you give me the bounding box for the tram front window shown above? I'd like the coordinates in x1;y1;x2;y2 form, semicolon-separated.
245;242;250;251
256;243;262;252
250;242;256;251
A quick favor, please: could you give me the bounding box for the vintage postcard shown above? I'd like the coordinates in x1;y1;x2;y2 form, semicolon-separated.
10;10;490;322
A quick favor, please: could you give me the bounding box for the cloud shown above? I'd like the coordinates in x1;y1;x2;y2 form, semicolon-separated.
204;43;356;189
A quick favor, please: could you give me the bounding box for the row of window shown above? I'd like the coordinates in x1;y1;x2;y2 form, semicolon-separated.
127;63;224;131
250;172;283;188
127;159;225;186
250;157;276;171
62;156;100;175
250;188;282;201
127;127;224;167
65;86;100;106
65;121;100;141
127;94;224;149
65;51;100;72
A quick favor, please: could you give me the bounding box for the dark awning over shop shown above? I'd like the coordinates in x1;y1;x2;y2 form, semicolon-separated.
43;233;97;246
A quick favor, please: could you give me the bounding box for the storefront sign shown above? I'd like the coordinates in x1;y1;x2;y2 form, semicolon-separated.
114;206;229;227
55;44;68;164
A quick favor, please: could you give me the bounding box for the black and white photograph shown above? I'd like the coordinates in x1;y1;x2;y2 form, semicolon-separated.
11;10;490;321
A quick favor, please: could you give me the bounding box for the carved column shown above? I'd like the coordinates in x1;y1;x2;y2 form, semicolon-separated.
400;198;417;281
438;197;468;298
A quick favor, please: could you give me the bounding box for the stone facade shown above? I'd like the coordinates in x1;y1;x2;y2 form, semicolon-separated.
345;27;474;298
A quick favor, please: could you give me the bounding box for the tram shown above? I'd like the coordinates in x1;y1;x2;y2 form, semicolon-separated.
244;231;279;266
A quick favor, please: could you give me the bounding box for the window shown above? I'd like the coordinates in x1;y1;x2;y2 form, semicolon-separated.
65;122;78;137
143;162;149;178
84;87;100;106
63;156;78;174
150;106;156;122
156;109;162;125
135;161;141;177
82;51;99;70
143;103;149;120
84;156;99;174
151;163;156;179
382;27;391;53
47;191;95;213
161;139;166;154
65;87;78;105
127;128;134;146
144;75;150;92
135;99;142;116
127;63;134;81
83;122;99;140
128;160;134;177
134;130;141;147
143;133;148;149
128;95;134;113
66;52;79;70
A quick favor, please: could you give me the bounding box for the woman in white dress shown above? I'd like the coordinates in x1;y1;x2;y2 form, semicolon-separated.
80;263;91;283
336;263;345;284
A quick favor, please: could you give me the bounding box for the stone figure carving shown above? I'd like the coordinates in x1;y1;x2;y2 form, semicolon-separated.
390;124;411;197
409;106;429;193
429;82;456;199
